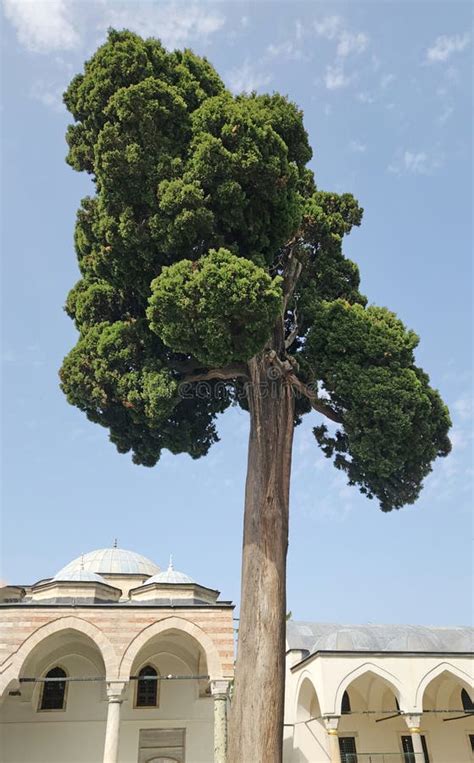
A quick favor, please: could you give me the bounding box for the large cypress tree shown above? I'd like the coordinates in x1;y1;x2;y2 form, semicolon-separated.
60;30;451;761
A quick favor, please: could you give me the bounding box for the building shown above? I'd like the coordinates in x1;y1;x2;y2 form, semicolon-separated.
0;546;473;763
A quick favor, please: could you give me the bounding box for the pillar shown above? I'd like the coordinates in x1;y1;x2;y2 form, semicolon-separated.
103;681;126;763
211;679;230;763
323;716;342;763
404;714;424;759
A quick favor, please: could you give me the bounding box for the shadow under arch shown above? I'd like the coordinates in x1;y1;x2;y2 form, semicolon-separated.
333;662;404;714
415;662;474;710
0;615;119;696
118;615;224;681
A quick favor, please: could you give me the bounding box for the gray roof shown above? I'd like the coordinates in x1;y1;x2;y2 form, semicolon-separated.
286;621;474;655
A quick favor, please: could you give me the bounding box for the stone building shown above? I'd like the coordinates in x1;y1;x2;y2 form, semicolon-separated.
0;545;473;763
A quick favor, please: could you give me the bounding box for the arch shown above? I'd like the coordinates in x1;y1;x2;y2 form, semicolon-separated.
0;615;119;696
333;662;404;715
119;616;223;680
415;662;474;709
294;670;322;723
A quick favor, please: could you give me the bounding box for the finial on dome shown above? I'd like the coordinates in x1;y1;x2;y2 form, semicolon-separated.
168;554;174;571
113;538;118;548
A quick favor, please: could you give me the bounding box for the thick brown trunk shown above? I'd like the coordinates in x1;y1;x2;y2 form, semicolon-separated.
228;353;295;763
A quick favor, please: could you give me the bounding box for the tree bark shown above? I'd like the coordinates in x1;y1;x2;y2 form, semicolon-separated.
228;351;295;763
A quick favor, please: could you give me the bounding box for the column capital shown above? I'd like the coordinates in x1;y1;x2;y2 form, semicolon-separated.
323;715;340;734
403;713;422;732
106;681;127;703
210;679;230;699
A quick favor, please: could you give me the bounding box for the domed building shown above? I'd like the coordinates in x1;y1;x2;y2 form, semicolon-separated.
0;547;473;763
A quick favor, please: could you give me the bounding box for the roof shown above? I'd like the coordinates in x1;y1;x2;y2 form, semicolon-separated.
286;621;474;655
53;569;109;585
55;548;160;577
145;558;195;585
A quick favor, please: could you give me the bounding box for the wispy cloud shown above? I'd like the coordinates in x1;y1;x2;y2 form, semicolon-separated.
102;2;225;50
226;60;271;94
324;63;351;90
426;33;470;63
30;80;66;112
349;139;367;153
3;0;80;53
314;14;369;91
388;149;443;176
3;0;225;54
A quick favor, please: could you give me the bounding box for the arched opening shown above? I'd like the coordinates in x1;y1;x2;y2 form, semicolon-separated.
293;676;324;763
337;669;403;761
419;667;474;762
123;627;214;763
1;628;108;763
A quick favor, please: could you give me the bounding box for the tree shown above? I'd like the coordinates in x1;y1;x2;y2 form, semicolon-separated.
59;30;451;762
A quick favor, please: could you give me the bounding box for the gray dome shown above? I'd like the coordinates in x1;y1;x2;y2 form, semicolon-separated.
53;569;108;585
56;548;160;578
145;558;195;585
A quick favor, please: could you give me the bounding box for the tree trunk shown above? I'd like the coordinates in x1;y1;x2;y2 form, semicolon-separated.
228;352;295;763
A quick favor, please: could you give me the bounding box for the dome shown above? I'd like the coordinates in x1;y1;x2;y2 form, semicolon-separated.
312;627;380;652
53;569;108;585
55;548;160;578
145;557;195;585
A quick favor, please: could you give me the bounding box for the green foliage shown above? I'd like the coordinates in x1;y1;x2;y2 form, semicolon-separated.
303;301;451;509
147;248;283;366
60;29;451;507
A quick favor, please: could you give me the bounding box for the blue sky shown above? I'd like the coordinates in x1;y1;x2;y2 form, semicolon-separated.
1;1;472;627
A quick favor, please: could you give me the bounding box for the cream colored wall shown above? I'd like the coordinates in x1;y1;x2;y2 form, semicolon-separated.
1;654;214;763
284;651;474;763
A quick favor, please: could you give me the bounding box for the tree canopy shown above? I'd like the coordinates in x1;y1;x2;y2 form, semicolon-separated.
60;29;451;510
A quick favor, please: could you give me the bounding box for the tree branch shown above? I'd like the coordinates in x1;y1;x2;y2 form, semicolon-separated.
182;364;249;383
289;374;343;423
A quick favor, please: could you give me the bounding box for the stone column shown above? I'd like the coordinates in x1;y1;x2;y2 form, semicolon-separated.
211;680;230;763
323;716;341;763
404;714;424;759
103;681;126;763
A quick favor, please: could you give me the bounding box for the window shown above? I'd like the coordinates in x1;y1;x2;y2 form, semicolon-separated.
39;667;67;711
339;737;357;763
462;689;474;713
136;665;158;707
401;735;430;763
469;734;474;753
341;691;351;714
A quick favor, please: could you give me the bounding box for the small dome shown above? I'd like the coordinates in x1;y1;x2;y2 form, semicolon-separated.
312;627;380;652
53;569;108;585
145;557;195;585
55;548;160;578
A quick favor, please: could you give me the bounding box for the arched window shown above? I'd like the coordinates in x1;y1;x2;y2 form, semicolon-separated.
461;688;474;713
136;665;158;707
39;667;67;711
341;690;351;714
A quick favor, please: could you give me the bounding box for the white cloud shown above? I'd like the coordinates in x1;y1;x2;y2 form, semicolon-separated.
349;139;367;153
30;80;66;112
101;3;225;50
324;62;351;90
266;38;304;61
314;14;369;91
336;30;368;58
426;33;470;63
388;149;443;176
453;395;473;422
226;60;271;94
314;15;343;40
3;0;80;52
